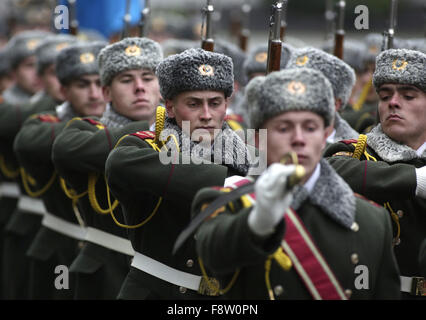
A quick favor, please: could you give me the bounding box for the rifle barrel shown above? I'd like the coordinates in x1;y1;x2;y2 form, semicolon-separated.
333;0;345;59
201;0;215;51
69;0;78;36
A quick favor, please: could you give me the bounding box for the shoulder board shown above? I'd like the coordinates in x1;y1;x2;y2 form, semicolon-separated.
224;114;244;123
210;186;232;192
341;139;358;145
82;118;105;129
354;193;381;208
37;114;60;123
130;130;156;140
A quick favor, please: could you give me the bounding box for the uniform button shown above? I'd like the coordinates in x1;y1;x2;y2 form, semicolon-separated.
396;210;404;218
351;253;359;264
274;285;284;296
344;289;352;298
78;241;85;249
350;222;359;232
179;286;187;294
186;259;194;268
393;238;401;246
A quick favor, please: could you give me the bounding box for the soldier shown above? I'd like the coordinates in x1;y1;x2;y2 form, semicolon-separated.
286;47;358;145
9;42;106;300
324;49;426;299
51;37;163;299
190;67;401;300
0;47;13;94
105;48;252;299
2;30;50;106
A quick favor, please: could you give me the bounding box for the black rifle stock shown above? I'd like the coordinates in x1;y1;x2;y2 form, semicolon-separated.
333;0;345;59
201;0;215;51
266;1;283;74
68;0;78;36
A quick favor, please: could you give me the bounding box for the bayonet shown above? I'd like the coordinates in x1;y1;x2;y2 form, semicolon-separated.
121;0;132;40
333;0;345;59
266;1;283;74
139;0;150;37
201;0;215;51
68;0;78;36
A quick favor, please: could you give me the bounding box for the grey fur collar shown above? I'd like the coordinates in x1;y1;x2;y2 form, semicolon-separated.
333;113;359;142
3;85;32;106
366;124;426;162
162;116;251;176
55;101;79;122
291;159;356;229
100;103;133;128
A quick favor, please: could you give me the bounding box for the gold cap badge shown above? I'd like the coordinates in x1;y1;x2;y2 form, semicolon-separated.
296;55;309;66
55;42;69;52
392;59;408;71
287;81;306;95
125;45;141;56
255;52;268;63
198;64;214;76
26;39;40;50
80;52;95;64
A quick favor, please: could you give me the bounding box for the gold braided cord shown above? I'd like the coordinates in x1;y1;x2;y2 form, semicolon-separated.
88;173;119;214
155;106;166;145
226;119;243;132
264;258;275;300
352;134;368;159
198;257;240;296
0;155;20;179
60;177;87;200
20;168;57;198
384;202;401;246
72;198;86;228
353;77;373;111
64;117;83;129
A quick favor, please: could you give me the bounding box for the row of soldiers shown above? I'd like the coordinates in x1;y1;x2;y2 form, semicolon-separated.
0;20;425;301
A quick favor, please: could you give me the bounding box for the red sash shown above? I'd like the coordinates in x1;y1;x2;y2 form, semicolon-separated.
227;177;347;300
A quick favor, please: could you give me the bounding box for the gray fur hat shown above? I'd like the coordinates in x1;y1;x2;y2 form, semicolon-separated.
214;39;247;85
246;67;335;129
321;39;365;72
287;47;355;108
98;37;163;86
5;30;52;69
373;49;426;92
56;41;107;85
35;34;78;75
156;48;234;100
243;42;294;79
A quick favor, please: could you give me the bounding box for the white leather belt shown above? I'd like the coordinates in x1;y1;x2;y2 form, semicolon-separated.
85;227;135;256
401;276;426;296
17;196;47;216
42;212;87;241
131;251;202;291
0;182;21;198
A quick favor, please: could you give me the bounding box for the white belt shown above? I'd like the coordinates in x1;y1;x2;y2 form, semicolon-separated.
42;212;87;241
0;182;21;198
17;196;47;216
131;251;202;291
85;227;135;256
401;276;425;296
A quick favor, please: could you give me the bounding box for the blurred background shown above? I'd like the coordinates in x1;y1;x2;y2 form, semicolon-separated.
0;0;424;48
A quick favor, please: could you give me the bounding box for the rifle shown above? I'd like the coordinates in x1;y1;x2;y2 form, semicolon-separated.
324;0;336;41
68;0;78;36
280;0;288;41
266;1;284;74
139;0;150;37
201;0;215;51
238;3;251;52
121;0;132;40
381;0;398;50
333;0;345;59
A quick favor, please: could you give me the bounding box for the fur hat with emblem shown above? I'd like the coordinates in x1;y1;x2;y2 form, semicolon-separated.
287;47;355;108
56;41;107;85
246;67;335;130
373;49;426;92
98;37;163;86
156;48;234;100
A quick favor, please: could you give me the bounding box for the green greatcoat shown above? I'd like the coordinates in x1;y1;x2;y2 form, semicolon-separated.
192;160;401;300
341;101;378;134
0;92;58;299
52;117;149;299
105;132;246;299
324;124;426;299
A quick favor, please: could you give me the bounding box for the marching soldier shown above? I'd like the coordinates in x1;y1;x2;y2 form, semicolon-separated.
190;67;401;300
286;47;359;145
324;49;426;299
11;41;107;300
51;37;163;299
105;48;252;299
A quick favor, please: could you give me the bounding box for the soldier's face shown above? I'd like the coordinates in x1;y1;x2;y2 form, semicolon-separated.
378;84;426;150
260;111;332;183
61;74;106;117
14;56;42;94
40;64;64;102
166;90;228;143
104;69;161;124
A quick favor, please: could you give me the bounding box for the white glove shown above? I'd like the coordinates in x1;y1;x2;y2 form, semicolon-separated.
415;166;426;199
248;163;296;236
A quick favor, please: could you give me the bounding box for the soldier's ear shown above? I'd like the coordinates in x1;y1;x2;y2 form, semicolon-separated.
102;86;112;103
165;99;175;119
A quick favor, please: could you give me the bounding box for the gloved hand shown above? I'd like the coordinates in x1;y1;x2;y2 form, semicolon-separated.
415;166;426;199
248;163;296;236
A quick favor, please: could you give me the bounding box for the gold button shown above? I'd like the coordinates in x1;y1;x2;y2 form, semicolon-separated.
344;289;352;298
397;210;404;218
393;238;401;246
351;222;359;232
78;241;85;249
351;253;359;264
274;285;284;296
179;286;187;294
186;259;194;268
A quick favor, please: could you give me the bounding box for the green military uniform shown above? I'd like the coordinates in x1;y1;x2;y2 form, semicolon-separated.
340;101;377;134
324;126;426;299
191;160;401;299
52;113;149;299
